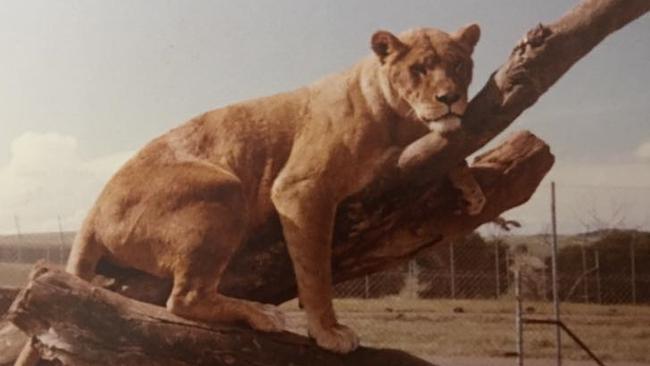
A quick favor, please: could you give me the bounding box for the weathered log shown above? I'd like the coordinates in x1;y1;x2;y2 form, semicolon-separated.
8;265;436;366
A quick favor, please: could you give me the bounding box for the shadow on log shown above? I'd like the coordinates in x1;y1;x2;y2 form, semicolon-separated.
8;265;436;366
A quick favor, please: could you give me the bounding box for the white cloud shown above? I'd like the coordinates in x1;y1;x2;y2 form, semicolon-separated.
636;140;650;160
0;132;133;233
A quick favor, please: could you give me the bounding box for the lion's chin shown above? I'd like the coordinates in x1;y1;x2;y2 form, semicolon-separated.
426;116;461;133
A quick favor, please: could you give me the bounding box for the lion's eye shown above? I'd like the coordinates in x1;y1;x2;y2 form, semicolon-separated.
410;63;427;78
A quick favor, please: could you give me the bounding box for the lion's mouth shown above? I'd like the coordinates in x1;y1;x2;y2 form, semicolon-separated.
423;112;463;133
432;112;463;122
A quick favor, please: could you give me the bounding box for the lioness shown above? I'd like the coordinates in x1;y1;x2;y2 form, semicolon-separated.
62;24;483;355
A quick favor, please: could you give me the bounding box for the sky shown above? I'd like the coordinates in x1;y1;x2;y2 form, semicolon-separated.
0;0;648;235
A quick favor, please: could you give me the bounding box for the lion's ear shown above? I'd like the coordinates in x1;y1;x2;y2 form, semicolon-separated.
371;30;407;64
454;23;481;52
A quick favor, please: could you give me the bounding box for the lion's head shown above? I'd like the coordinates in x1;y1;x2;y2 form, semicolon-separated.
371;24;480;133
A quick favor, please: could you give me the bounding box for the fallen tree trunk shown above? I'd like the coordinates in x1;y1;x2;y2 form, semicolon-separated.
8;266;436;366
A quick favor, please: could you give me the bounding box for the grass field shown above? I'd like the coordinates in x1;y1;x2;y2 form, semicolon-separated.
281;298;650;363
2;263;648;364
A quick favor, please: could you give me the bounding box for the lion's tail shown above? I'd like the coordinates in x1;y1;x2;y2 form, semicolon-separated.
65;218;105;281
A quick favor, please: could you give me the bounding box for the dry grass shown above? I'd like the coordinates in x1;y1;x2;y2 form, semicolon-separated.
282;297;650;363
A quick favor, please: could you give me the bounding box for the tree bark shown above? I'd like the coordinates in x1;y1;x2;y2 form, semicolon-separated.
8;265;436;366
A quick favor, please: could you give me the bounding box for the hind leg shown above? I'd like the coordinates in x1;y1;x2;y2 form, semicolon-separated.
163;198;284;332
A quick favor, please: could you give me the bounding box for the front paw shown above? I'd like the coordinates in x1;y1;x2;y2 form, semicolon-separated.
309;323;360;354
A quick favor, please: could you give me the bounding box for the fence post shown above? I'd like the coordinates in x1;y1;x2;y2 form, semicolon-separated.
630;234;637;304
542;263;548;301
594;250;602;304
581;244;589;303
515;269;524;366
551;182;562;366
449;241;456;299
505;249;511;291
14;214;24;263
495;241;501;299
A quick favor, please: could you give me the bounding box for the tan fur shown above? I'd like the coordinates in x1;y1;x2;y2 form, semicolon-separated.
63;24;485;354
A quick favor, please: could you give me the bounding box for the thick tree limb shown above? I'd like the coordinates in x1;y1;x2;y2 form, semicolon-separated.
8;266;436;366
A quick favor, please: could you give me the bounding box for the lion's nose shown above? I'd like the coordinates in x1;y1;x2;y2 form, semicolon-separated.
436;92;460;106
